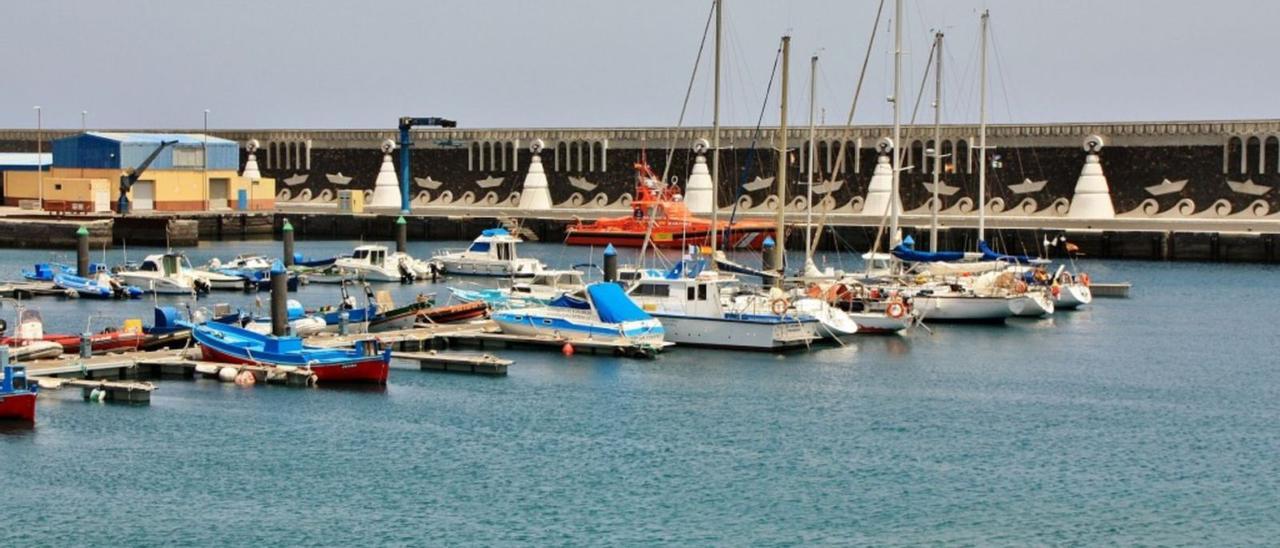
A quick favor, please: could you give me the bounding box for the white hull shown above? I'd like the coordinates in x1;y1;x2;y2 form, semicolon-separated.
652;313;819;350
437;258;541;278
1055;283;1092;309
849;312;913;333
790;298;859;338
914;294;1017;322
1012;291;1055;317
116;273;197;295
193;271;247;290
492;310;664;346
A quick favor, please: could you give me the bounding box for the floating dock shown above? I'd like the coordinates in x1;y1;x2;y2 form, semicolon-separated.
391;351;511;376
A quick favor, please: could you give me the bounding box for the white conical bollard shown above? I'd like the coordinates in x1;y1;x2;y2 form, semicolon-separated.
684;154;713;215
242;139;261;181
1068;135;1115;219
862;154;901;217
517;141;552;210
368;139;401;209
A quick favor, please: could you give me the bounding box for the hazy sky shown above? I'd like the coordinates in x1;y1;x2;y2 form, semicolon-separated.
2;0;1275;130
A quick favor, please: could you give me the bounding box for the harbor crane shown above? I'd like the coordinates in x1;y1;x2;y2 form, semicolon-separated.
118;139;177;215
397;116;457;213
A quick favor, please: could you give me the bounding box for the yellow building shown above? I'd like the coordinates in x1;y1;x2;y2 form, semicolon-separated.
2;132;274;213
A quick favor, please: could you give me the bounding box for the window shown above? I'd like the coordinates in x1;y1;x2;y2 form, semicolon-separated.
54;183;63;190
1267;136;1279;174
687;286;696;301
633;284;670;297
941;140;954;173
957;140;970;174
910;141;924;173
1246;136;1261;174
923;140;935;173
172;147;204;168
697;284;707;301
1226;137;1242;175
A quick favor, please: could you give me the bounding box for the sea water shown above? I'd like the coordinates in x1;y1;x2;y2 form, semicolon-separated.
1;240;1277;545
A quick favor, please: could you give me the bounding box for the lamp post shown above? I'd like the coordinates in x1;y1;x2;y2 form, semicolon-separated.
81;110;87;133
203;109;210;210
34;106;42;210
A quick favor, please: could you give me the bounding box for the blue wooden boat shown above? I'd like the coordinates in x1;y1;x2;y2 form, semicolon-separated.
190;321;390;384
22;263;75;282
52;273;144;299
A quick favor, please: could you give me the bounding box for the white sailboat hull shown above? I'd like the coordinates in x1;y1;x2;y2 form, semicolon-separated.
1012;291;1055;317
914;294;1017;322
1055;283;1092;309
848;311;913;334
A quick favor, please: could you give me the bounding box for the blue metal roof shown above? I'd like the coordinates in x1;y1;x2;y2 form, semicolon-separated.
86;132;236;146
52;132;239;170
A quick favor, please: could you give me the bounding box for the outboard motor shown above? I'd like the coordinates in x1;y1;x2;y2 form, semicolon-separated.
398;260;414;284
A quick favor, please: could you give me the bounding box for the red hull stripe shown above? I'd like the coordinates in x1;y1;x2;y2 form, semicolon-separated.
0;393;37;422
201;347;389;385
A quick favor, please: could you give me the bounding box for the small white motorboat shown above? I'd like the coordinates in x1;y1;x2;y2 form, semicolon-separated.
431;228;544;278
333;245;431;282
116;253;211;295
492;283;665;347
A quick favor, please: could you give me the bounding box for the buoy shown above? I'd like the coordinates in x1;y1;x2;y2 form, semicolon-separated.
234;370;256;386
218;367;239;383
89;387;106;402
561;342;575;357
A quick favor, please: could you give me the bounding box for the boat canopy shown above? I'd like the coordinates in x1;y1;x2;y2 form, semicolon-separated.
665;259;707;279
549;293;590;310
977;240;1043;264
891;235;979;263
481;228;510;238
587;283;652;324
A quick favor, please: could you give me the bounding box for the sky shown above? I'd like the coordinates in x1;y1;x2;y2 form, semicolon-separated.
2;0;1275;130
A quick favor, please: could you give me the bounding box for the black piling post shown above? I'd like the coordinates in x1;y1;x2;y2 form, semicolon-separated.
282;218;295;267
395;215;408;254
603;243;618;283
76;225;90;277
270;261;288;337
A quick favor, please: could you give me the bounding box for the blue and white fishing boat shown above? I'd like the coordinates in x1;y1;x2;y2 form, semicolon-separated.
626;259;822;350
191;321;390;385
52;272;144;299
491;283;665;347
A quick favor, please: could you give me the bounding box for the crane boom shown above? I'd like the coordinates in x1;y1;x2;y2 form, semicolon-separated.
397;116;457;213
118;139;177;215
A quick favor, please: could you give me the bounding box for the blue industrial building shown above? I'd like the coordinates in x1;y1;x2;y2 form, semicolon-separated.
51;132;239;171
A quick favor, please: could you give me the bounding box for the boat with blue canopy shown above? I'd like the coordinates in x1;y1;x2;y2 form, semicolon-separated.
491;282;665;348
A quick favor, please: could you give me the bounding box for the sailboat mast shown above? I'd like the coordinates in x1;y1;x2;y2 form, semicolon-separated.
978;9;989;244
889;0;902;248
710;0;722;255
929;31;943;252
805;54;817;270
775;35;791;274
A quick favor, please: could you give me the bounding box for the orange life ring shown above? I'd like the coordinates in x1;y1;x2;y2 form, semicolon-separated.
770;298;789;316
1079;273;1091;287
886;302;907;319
806;284;822;298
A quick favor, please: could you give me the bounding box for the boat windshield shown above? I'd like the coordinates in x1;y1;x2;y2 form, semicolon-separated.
352;249;370;260
468;241;491;253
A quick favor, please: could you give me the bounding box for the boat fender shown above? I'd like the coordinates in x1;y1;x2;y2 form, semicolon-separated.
218;367;239;382
1014;280;1028;294
234;370;256;386
1051;285;1061;298
887;302;907;319
770;298;790;316
1079;273;1091;287
89;387;106;402
561;342;575;357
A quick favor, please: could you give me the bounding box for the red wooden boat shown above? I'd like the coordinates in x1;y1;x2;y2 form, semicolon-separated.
418;301;489;324
0;309;148;355
192;321;390;385
564;161;774;250
0;363;38;423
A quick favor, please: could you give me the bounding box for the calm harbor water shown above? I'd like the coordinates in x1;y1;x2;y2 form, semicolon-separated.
2;239;1278;545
